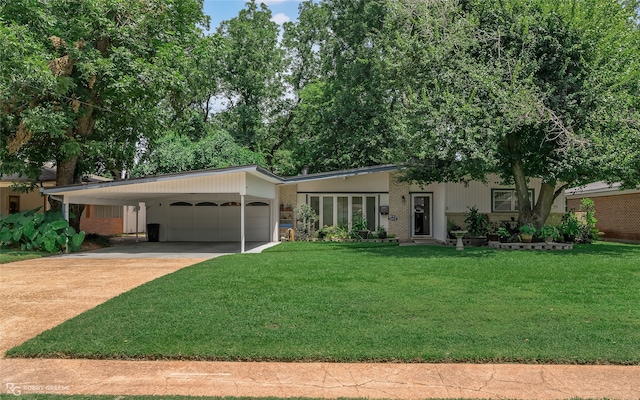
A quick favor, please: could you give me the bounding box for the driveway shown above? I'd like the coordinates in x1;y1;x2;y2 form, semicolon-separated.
0;241;277;354
63;240;278;258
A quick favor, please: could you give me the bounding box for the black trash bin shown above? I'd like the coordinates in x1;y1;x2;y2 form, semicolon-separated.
147;223;160;242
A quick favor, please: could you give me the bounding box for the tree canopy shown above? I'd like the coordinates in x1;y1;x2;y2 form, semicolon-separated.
387;0;640;227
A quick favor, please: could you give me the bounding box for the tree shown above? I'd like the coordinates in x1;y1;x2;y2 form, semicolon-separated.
131;126;265;178
285;0;399;173
389;0;640;228
215;0;285;154
0;0;208;229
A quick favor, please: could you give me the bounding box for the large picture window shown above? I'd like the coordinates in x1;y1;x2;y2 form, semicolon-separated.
308;194;378;229
492;189;534;212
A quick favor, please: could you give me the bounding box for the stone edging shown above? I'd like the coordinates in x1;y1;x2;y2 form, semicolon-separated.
488;241;573;250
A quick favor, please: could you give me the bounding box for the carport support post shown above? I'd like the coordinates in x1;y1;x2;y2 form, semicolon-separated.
135;205;139;243
63;199;70;254
241;194;245;253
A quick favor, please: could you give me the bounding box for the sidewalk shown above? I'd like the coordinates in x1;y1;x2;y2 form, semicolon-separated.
2;358;639;399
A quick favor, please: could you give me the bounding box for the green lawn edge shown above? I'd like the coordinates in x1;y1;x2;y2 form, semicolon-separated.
0;248;46;263
6;242;640;365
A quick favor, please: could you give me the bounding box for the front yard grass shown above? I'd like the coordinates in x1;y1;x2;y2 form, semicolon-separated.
0;248;45;264
6;242;639;364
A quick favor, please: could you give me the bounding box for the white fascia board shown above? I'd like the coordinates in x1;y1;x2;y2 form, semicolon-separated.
41;165;278;195
64;196;141;207
565;182;640;198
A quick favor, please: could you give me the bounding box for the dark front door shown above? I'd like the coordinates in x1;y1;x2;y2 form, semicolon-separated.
412;195;431;237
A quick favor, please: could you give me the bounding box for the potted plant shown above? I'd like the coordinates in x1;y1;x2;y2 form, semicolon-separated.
496;227;510;243
463;206;489;246
559;212;581;243
376;225;387;239
519;224;537;243
539;225;560;243
351;210;369;239
486;223;499;241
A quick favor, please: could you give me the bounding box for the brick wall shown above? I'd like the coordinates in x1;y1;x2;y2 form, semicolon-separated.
279;184;298;211
388;174;411;241
80;218;123;236
567;194;640;241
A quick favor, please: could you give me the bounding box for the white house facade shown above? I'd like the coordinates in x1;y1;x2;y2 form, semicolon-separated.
41;164;567;251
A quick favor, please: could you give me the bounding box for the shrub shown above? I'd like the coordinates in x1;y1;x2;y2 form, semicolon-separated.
294;204;318;241
539;225;560;241
0;208;85;253
464;206;489;236
578;198;600;243
559;212;581;242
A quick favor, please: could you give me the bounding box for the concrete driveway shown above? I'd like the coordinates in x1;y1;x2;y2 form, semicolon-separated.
61;240;278;259
0;241;278;354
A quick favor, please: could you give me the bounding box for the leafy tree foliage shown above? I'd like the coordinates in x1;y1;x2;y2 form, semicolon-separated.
0;0;208;228
131;125;265;177
388;0;640;227
283;0;399;173
215;0;285;153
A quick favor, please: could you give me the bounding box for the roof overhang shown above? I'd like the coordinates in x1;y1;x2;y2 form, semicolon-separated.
565;181;640;198
283;164;398;183
41;165;283;206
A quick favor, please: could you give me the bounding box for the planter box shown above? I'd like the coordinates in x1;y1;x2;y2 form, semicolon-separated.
488;241;573;251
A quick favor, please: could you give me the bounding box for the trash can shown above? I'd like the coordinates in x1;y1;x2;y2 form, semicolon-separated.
147;223;160;242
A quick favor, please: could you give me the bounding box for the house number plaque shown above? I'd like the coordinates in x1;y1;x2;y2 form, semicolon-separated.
388;215;398;221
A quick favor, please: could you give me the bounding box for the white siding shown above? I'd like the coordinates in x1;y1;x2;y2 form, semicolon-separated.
445;175;566;214
246;173;277;198
297;172;389;193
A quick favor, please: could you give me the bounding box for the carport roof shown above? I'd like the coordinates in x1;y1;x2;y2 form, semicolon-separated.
40;165;283;206
42;164;282;194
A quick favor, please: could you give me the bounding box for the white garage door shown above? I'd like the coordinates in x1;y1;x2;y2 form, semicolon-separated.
168;201;270;242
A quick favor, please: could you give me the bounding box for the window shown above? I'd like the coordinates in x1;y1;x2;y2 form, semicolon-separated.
492;189;534;212
306;194;379;229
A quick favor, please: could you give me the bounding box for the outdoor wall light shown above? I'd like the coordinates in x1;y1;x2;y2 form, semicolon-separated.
402;195;406;203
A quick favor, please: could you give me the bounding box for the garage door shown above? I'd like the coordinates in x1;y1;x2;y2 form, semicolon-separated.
168;201;270;242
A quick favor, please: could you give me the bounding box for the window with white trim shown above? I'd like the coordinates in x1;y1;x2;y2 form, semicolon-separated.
492;189;534;212
308;194;378;230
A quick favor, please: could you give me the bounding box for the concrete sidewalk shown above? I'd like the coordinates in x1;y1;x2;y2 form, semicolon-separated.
2;358;639;399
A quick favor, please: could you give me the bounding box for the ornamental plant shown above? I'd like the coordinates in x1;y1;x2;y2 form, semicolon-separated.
0;208;85;253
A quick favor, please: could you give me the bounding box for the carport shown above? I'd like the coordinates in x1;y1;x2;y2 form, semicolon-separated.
41;165;283;253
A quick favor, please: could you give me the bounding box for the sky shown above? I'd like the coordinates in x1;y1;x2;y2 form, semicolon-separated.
202;0;304;32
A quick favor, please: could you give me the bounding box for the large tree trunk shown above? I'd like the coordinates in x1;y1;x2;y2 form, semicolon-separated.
512;160;560;229
48;155;85;232
512;160;534;226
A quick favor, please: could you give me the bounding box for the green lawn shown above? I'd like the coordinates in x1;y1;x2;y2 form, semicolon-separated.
0;248;45;264
6;242;640;364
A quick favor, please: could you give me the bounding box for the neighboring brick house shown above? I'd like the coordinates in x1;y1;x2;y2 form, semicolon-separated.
1;166;144;236
566;182;640;242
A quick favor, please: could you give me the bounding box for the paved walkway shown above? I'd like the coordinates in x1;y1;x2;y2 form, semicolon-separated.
1;248;639;399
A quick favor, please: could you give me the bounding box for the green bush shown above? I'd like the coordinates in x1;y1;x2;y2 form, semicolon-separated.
579;198;600;243
0;208;85;253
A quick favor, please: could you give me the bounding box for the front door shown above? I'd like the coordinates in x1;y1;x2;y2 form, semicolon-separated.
412;194;432;237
